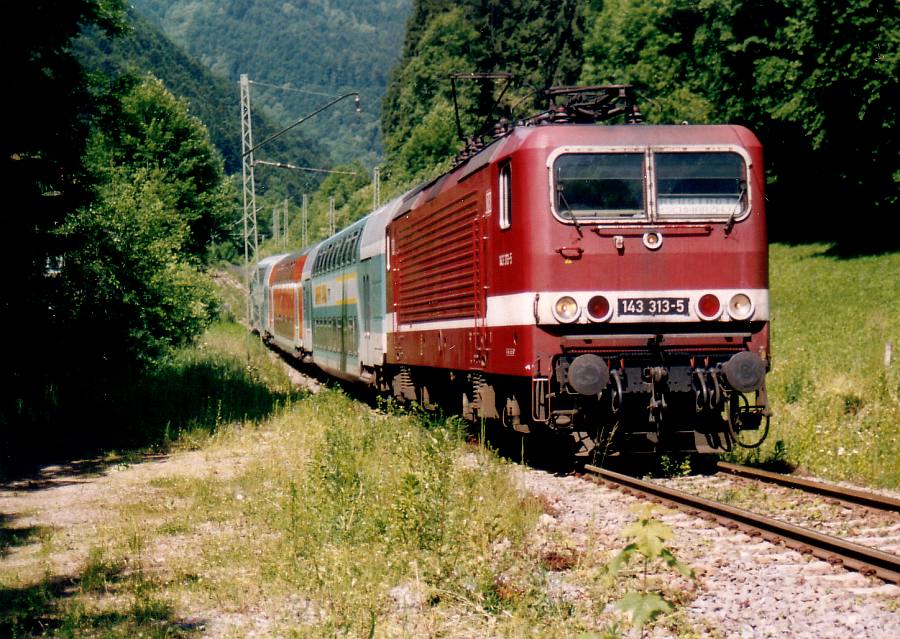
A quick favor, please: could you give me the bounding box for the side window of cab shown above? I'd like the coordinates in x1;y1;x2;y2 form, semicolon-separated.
499;162;511;230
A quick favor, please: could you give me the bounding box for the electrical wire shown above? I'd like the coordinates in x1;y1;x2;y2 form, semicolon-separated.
247;79;339;98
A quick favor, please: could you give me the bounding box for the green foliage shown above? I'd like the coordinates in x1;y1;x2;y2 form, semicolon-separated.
657;454;692;477
382;7;481;177
1;0;127;462
2;5;247;463
381;0;586;181
0;320;296;475
130;0;412;167
76;5;334;213
579;0;714;124
89;75;233;259
54;76;230;372
59;167;218;365
732;244;900;488
128;389;557;634
258;162;375;255
605;504;694;632
580;0;899;248
614;592;672;629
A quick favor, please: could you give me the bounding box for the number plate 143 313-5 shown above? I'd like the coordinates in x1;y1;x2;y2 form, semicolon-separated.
618;297;689;316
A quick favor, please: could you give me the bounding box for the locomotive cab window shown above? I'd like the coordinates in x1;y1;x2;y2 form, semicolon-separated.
552;153;645;220
655;152;747;219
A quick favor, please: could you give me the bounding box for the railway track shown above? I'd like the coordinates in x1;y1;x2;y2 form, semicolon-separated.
584;464;900;584
715;461;900;512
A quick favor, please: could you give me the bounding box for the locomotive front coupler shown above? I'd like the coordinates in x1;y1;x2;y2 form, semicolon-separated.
643;366;669;424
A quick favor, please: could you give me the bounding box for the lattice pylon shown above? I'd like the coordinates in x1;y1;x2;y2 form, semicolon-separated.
240;74;260;327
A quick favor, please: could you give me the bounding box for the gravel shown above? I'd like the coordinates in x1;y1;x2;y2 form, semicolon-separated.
515;467;900;638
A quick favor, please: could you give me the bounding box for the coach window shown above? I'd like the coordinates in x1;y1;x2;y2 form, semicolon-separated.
552;153;646;221
339;235;350;267
345;232;356;265
499;163;512;229
655;152;748;219
332;240;342;269
326;242;337;271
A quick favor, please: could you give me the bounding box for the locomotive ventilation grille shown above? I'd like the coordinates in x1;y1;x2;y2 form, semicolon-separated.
394;190;481;324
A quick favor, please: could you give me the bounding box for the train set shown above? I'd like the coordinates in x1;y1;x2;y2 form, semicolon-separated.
250;86;771;457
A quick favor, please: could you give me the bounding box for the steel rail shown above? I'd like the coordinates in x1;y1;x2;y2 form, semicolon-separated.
584;464;900;584
715;461;900;512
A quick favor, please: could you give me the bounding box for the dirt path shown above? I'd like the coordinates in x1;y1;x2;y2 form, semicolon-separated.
1;452;217;580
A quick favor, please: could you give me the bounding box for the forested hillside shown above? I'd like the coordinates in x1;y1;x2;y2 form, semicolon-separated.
578;0;898;249
75;8;330;178
381;0;585;181
130;0;412;166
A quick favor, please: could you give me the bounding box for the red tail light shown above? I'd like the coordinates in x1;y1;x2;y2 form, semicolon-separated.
698;294;721;320
587;295;611;321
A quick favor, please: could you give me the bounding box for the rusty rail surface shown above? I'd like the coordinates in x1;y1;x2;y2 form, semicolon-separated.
715;461;900;512
584;464;900;584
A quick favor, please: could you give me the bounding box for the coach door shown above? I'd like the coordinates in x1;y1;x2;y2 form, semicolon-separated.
338;271;347;373
361;270;371;364
303;281;313;348
360;257;384;369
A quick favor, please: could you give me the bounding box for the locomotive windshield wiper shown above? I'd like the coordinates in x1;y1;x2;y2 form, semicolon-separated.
724;185;747;234
556;183;583;237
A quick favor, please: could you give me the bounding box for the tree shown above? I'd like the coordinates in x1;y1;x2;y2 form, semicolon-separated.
580;0;899;248
382;6;482;180
2;50;231;465
381;0;587;181
1;0;125;447
57;76;230;370
88;76;232;261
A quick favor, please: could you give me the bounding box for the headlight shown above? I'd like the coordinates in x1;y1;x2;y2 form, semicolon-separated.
553;296;580;323
587;295;612;322
728;293;753;320
697;293;722;320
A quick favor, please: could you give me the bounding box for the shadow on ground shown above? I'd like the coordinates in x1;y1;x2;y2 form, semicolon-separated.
0;564;203;638
1;356;301;482
0;514;48;560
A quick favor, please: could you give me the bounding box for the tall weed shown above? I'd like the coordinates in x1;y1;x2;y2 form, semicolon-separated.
132;388;604;635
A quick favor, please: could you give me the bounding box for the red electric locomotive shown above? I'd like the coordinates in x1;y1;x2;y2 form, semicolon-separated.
252;86;770;458
383;87;769;456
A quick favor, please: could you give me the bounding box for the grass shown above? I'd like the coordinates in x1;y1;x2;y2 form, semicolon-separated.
0;387;641;636
0;320;298;476
731;244;900;488
115;392;591;636
2;321;653;637
3;243;895;636
0;320;297;637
